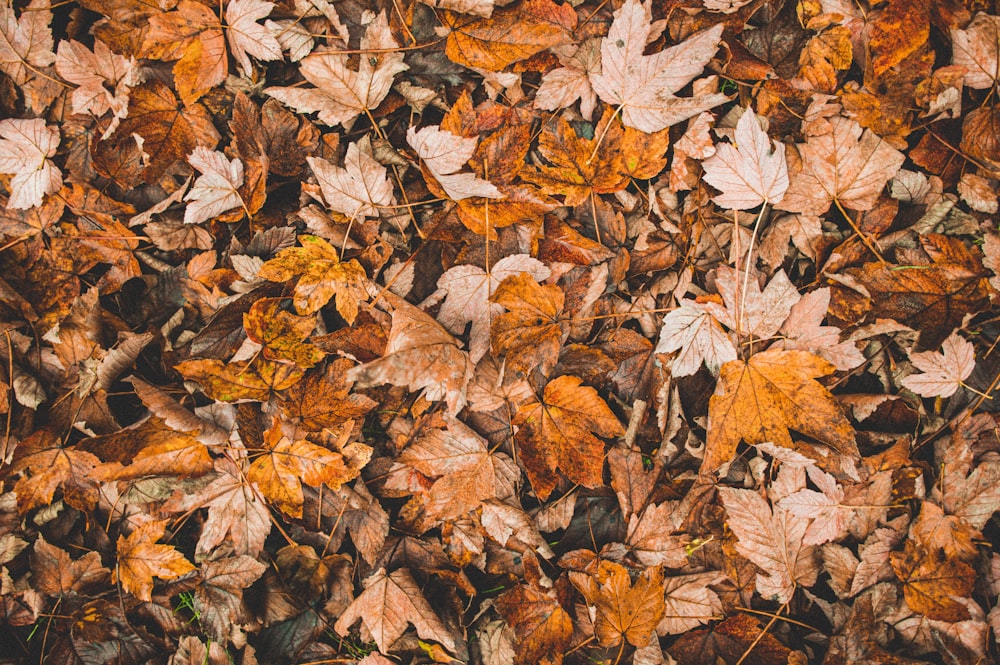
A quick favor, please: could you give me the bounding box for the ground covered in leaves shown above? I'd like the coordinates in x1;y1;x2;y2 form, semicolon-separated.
3;0;1000;663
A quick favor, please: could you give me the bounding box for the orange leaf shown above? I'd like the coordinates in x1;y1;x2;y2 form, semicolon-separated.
573;561;665;647
513;374;623;500
114;520;195;602
243;297;325;368
491;272;566;378
495;583;574;665
175;357;304;402
257;235;368;321
705;349;857;475
140;1;226;105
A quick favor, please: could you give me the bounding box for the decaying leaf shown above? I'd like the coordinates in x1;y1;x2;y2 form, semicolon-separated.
702;108;788;209
0;118;61;209
114;520;196;602
901;332;975;398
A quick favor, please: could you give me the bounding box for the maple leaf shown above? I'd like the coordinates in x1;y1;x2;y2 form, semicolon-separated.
513;374;623;500
308;136;393;219
140;0;226;105
0;0;54;86
55;39;139;138
776;288;865;371
442;0;575;72
0;118;62;210
347;296;474;415
32;537;110;597
656;300;738;377
86;420;214;482
163;458;271;560
243;297;324;368
703;266;800;342
890;540;975;622
407;125;502;201
901;332;975;398
589;0;728;132
183;148;246;225
334;567;457;654
114;519;196;602
225;0;282;76
658;572;726;635
175;358;304;402
704;349;857;475
265;11;407;128
275;359;377;433
387;415;519;526
702;108;789;209
720;487;819;603
495;583;574;665
433;254;550;363
573;561;665;647
535;39;600;120
6;430;100;515
490;272;566;378
248;425;371;517
194;555;267;642
951;12;1000;90
778;116;905;214
257;234;368;321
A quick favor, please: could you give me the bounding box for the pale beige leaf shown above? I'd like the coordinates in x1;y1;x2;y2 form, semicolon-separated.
704;266;800;341
421;0;495;18
655;300;737;377
719;487;819;603
534;39;600;120
265;11;407;127
347;296;473;414
184;147;245;225
0;118;61;210
406;125;502;200
588;0;727;132
0;0;54;86
777;288;864;371
657;572;726;635
225;0;282;76
957;172;998;213
778;116;904;215
901;332;975;398
758;213;822;268
702;108;788;209
333;567;457;653
951;12;1000;90
55;39;138;136
309;136;393;219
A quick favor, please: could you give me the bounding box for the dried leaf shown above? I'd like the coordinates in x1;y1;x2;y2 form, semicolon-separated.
702;108;788;209
574;561;665;647
308;137;393;219
407;125;502;201
184;148;246;225
901;332;975;398
114;520;196;602
0;118;61;210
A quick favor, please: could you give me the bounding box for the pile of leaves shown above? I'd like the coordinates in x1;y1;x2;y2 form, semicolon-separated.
3;0;1000;662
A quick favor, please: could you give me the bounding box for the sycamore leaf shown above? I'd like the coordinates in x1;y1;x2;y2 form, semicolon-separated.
0;118;62;210
114;520;196;602
778;116;905;215
890;540;975;622
194;555;267;642
184;147;246;225
163;459;271;560
8;431;100;515
434;254;550;363
495;583;574;665
513;374;623;500
308;137;393;219
703;266;800;342
589;0;728;132
32;537;110;597
656;300;738;377
387;414;519;525
347;296;474;415
442;0;575;72
225;0;282;77
490;272;566;377
247;426;371;517
534;39;600;120
265;11;407;128
702;108;788;209
140;0;226;105
705;349;857;474
407;125;502;200
719;487;819;603
55;39;138;137
658;572;726;635
941;458;1000;531
243;297;325;368
573;561;665;648
776;288;865;371
0;0;55;86
901;332;975;398
951;12;1000;90
175;358;304;402
334;567;456;653
275;359;377;433
257;234;368;321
